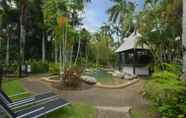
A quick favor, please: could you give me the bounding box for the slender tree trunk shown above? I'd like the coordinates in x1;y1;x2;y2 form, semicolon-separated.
54;40;58;64
62;27;65;71
6;36;9;65
74;36;81;65
0;38;1;49
69;46;73;67
0;66;3;89
183;0;186;79
19;0;26;77
42;32;46;63
59;41;63;80
85;45;88;68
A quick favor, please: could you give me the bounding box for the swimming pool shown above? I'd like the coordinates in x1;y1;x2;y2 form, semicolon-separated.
85;69;113;83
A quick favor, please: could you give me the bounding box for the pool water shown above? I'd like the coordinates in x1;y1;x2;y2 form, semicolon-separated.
85;69;113;83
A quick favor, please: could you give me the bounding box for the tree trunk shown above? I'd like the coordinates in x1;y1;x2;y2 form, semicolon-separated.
42;32;46;63
19;0;26;78
0;66;3;89
54;40;58;64
183;0;186;79
69;46;73;67
0;38;1;49
59;41;62;80
85;46;88;68
74;36;81;65
6;36;9;65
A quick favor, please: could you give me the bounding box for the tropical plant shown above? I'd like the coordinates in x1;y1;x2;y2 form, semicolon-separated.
63;66;83;88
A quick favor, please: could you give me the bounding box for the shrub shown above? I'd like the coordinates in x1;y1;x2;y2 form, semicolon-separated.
49;63;60;75
145;71;186;118
151;71;179;80
161;63;182;76
26;60;49;73
152;63;182;76
63;66;83;88
4;64;19;74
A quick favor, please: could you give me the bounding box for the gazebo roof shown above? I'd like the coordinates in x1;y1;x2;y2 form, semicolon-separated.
115;32;149;53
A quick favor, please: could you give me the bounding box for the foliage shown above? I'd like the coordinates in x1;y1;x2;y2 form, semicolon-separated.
49;63;60;75
107;0;136;38
26;60;49;73
145;71;186;118
151;63;182;76
4;64;19;74
138;0;182;64
89;32;115;66
63;66;83;88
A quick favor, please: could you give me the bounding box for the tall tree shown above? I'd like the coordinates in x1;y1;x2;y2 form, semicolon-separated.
107;0;135;39
138;0;182;65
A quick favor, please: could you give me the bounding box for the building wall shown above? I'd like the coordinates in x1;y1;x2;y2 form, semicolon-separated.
183;0;186;73
122;66;149;75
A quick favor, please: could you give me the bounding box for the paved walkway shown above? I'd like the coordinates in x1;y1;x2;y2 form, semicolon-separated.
21;75;151;118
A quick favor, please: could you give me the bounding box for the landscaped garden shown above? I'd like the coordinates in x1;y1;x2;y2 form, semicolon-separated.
0;0;185;118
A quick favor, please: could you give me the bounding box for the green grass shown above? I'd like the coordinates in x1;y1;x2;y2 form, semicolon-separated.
131;111;142;118
2;79;26;95
2;79;30;100
46;103;96;118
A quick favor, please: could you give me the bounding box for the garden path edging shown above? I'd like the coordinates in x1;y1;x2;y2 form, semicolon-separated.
95;79;140;89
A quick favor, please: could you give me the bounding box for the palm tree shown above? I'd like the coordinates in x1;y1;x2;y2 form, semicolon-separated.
107;0;135;38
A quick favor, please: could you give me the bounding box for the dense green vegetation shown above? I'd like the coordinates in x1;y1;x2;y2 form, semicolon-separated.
145;65;186;118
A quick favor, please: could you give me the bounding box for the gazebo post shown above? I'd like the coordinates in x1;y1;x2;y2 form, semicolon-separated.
133;49;136;75
119;52;122;71
0;65;3;89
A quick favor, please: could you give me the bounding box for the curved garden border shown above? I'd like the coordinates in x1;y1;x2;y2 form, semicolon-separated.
95;79;140;89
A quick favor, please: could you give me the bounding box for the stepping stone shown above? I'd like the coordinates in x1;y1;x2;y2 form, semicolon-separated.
96;106;131;113
96;106;132;118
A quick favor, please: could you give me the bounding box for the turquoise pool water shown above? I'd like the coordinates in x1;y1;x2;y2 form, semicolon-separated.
85;69;113;83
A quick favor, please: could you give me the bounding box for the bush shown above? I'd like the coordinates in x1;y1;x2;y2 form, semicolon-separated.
26;60;49;73
151;71;179;80
4;64;18;74
152;63;182;76
161;63;182;76
145;71;186;118
63;66;83;88
49;63;60;75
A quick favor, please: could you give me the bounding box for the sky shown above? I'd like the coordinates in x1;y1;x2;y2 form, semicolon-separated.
82;0;144;33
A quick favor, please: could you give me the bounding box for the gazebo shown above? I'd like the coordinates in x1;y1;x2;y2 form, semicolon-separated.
115;32;152;76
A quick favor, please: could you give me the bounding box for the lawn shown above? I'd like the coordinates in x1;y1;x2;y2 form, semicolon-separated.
1;79;96;118
2;79;30;100
46;103;96;118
